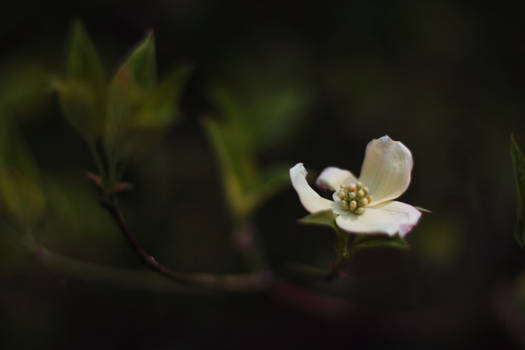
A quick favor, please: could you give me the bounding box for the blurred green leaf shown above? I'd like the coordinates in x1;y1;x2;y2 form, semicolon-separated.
0;118;39;180
210;85;306;151
67;21;105;91
55;22;106;141
0;120;43;225
105;32;161;164
133;64;191;129
249;166;289;209
112;31;156;92
0;64;49;118
204;117;289;217
0;118;45;226
511;135;525;249
299;210;336;229
203;117;255;216
54;80;105;140
244;86;305;149
56;25;188;185
351;234;410;253
0;171;45;226
206;78;307;218
413;216;461;266
0;63;48;230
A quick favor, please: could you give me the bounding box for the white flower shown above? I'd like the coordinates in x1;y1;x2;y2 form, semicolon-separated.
290;135;422;237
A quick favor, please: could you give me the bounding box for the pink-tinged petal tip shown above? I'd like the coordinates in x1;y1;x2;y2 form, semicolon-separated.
335;201;421;236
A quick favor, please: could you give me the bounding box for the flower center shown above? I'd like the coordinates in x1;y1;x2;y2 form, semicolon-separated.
336;182;372;215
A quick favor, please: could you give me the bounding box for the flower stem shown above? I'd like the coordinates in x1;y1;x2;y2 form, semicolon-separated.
325;228;354;281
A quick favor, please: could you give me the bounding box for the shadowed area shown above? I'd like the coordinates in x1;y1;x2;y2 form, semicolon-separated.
1;0;525;349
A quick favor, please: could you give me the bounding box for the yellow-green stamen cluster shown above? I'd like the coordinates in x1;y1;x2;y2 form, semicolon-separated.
336;182;372;215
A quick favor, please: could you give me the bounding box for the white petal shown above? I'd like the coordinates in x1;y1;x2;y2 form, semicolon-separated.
359;135;413;205
290;163;333;213
335;201;421;236
330;199;345;215
316;167;357;191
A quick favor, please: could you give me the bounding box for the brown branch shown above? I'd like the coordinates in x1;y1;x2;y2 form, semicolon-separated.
23;236;206;294
99;196;273;292
87;173;355;317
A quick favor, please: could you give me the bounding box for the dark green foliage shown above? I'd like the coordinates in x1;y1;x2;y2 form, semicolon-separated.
351;234;410;252
299;210;337;230
300;209;409;271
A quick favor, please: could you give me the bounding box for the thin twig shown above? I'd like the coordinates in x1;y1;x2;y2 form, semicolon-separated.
99;196;273;292
23;235;206;294
87;174;354;316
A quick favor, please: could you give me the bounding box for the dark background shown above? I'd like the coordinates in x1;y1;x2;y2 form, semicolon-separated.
1;1;525;349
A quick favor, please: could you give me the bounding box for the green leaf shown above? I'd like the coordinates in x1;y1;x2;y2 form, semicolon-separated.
0;118;40;181
0;171;45;226
113;31;156;92
511;135;525;248
105;32;157;162
66;21;105;91
55;22;106;141
299;210;336;229
203;119;244;214
210;85;306;151
54;80;105;140
0;118;45;226
245;86;306;150
132;64;191;129
246;165;289;212
0;64;49;118
351;234;410;253
104;64;191;165
203;117;258;217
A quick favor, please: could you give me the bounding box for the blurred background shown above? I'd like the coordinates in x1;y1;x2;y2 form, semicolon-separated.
2;0;525;349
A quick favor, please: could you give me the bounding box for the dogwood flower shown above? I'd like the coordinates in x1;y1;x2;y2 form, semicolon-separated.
290;136;422;237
